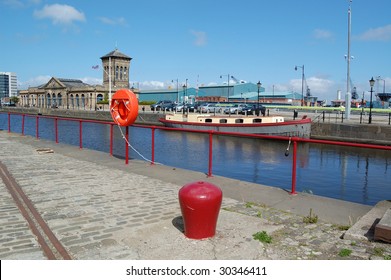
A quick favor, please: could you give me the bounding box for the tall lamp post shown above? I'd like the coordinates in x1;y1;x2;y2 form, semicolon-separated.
368;77;375;124
377;76;386;94
257;81;261;116
220;74;230;101
182;84;186;104
295;65;304;106
172;79;179;103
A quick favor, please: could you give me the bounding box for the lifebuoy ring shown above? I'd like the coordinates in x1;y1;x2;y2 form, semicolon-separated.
110;89;139;126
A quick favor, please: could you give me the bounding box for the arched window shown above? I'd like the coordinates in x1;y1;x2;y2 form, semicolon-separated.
70;94;74;108
97;94;103;102
124;67;127;78
52;93;56;107
47;93;51;108
81;94;85;108
116;66;119;79
76;94;80;108
57;93;62;106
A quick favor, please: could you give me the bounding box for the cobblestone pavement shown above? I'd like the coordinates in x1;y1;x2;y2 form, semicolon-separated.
0;131;390;260
225;204;391;260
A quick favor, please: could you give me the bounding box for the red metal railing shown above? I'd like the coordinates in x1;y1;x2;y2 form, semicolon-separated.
3;112;391;195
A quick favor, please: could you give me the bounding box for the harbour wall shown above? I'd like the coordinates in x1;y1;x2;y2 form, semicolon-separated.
1;107;391;145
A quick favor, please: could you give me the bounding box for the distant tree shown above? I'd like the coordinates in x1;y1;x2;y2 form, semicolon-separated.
10;96;19;104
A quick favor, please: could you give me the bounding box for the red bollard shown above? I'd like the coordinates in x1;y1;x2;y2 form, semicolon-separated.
178;181;222;239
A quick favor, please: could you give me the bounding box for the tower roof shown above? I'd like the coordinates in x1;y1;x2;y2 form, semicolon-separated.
100;49;132;60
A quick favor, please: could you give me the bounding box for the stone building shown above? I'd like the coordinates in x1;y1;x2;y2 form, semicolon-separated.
19;49;132;110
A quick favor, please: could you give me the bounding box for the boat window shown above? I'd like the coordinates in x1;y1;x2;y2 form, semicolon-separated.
205;119;213;123
235;119;244;123
253;119;262;123
219;119;227;123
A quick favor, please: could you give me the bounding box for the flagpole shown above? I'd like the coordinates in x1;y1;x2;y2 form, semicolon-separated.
109;56;112;106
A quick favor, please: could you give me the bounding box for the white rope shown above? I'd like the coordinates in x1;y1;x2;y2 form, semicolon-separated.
115;124;162;165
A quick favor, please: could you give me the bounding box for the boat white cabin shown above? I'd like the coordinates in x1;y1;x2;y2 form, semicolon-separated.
164;113;285;124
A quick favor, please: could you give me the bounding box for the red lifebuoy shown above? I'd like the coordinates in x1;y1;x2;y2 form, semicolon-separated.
110;89;139;126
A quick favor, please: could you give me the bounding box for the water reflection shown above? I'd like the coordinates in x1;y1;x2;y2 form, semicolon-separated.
1;113;390;206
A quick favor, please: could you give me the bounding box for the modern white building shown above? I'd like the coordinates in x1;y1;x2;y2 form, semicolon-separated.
0;72;18;103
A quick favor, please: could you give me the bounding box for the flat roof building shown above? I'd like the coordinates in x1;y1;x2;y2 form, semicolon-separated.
0;72;18;104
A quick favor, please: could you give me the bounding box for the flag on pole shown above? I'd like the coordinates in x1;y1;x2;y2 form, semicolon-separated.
92;65;99;69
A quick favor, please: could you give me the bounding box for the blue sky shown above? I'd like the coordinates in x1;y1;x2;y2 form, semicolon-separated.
1;0;390;102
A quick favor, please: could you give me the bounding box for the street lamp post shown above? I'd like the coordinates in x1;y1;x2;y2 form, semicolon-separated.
360;91;364;124
295;65;304;106
220;74;230;101
182;82;188;114
368;77;375;124
172;79;179;103
257;81;261;116
377;76;386;94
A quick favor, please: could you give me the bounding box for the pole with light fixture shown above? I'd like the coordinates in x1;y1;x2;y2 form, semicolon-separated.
368;77;375;124
257;81;261;116
220;74;230;101
295;65;304;106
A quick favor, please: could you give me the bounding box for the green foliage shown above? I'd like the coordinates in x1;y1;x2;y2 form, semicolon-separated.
338;225;350;231
139;101;156;105
303;208;318;224
10;96;19;104
245;202;256;208
253;231;272;244
97;100;109;104
338;248;352;257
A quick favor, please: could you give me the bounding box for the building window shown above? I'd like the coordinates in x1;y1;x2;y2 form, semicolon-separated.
120;66;123;80
81;94;85;108
57;93;62;106
76;94;80;108
97;94;103;102
116;66;119;79
47;93;51;108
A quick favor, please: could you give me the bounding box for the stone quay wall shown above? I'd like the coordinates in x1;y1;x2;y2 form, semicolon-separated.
1;107;391;145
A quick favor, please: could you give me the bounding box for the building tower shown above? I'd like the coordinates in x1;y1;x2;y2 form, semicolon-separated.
100;49;132;91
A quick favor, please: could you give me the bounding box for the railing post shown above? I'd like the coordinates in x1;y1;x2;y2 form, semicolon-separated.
290;139;298;195
8;112;10;133
125;126;129;165
110;124;113;156
55;118;58;143
36;115;39;139
322;111;325;122
151;127;155;165
79;120;82;149
207;131;213;177
389;113;391;125
22;114;25;135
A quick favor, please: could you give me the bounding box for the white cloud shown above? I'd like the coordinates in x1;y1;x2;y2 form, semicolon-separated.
81;77;102;86
356;24;391;41
34;4;85;25
313;29;334;40
98;16;127;26
190;30;207;46
139;81;165;89
18;75;51;89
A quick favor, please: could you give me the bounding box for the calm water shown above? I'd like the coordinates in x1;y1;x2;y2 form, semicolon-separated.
1;113;390;206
